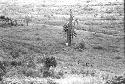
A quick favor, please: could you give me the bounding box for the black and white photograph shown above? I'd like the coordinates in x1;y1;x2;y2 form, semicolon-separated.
0;0;124;84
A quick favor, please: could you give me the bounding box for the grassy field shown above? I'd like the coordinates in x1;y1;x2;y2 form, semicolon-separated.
0;1;124;84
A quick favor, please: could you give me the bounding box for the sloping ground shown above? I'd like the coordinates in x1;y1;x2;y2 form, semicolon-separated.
0;1;124;84
0;23;124;71
0;20;124;84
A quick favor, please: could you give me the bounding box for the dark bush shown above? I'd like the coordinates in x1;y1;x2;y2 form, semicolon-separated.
114;56;122;60
75;42;86;51
10;61;22;66
44;57;57;70
0;16;5;20
0;16;18;27
41;56;57;78
106;76;125;84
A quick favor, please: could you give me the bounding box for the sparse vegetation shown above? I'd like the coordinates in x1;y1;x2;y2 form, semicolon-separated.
0;15;24;27
0;0;124;84
105;75;125;84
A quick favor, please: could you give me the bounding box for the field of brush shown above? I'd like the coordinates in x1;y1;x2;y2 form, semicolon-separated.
0;1;124;84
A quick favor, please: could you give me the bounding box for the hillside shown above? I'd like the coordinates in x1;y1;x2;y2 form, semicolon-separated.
0;0;124;84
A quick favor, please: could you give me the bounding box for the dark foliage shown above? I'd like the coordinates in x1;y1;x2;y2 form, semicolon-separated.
0;15;18;27
63;23;69;32
93;46;106;50
114;56;122;60
44;57;57;70
10;61;22;66
0;16;11;22
41;57;57;78
63;23;77;38
0;16;5;20
75;42;86;51
30;82;34;84
106;76;125;84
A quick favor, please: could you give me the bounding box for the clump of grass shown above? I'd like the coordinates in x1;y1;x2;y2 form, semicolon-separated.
93;45;106;50
106;75;125;84
18;49;28;55
44;57;57;70
41;56;57;78
114;56;122;60
35;33;39;36
47;79;57;84
74;41;86;52
80;69;97;77
56;70;64;79
22;68;41;78
10;61;22;67
36;37;41;41
42;70;54;78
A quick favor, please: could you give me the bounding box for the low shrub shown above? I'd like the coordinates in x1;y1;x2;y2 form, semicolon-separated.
106;75;125;84
40;56;57;78
74;41;86;51
93;45;106;50
10;61;22;67
45;57;57;69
